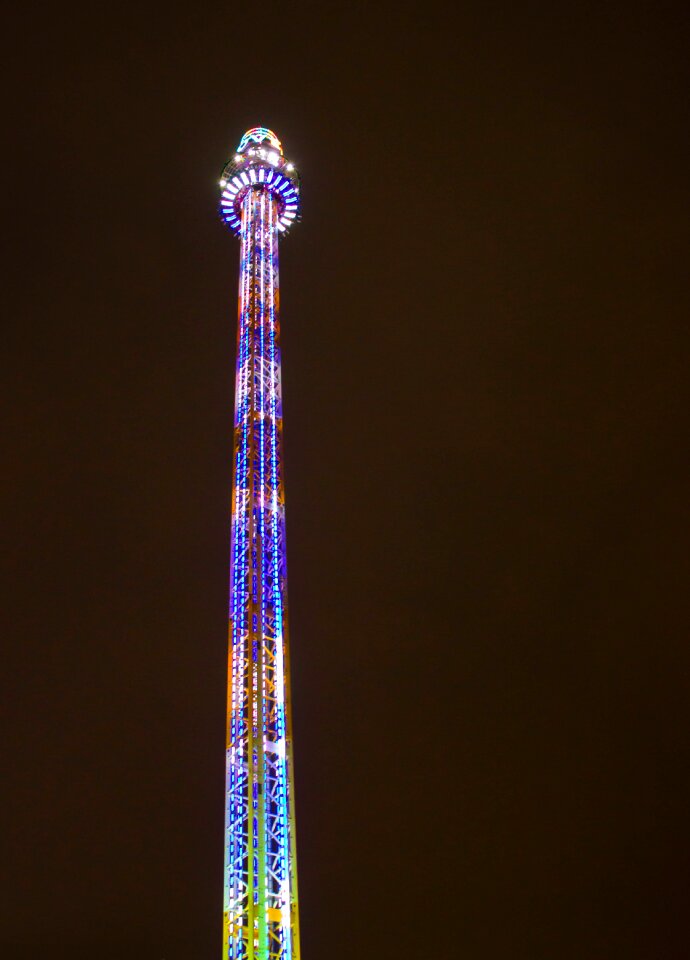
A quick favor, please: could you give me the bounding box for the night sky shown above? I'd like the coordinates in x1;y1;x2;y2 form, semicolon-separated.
3;3;689;958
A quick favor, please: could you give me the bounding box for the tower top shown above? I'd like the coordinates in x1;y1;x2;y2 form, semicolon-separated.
219;128;300;237
237;127;283;155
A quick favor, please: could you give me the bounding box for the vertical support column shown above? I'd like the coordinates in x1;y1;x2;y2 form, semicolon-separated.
224;183;300;960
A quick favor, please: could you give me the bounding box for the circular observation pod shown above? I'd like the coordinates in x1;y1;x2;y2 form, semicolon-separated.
219;127;300;236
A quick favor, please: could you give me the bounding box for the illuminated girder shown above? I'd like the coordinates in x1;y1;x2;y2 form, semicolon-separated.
220;130;301;960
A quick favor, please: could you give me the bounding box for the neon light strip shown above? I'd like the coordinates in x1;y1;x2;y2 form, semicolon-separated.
268;197;291;957
237;127;283;154
225;193;254;958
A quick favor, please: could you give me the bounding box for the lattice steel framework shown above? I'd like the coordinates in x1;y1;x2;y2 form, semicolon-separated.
218;129;301;960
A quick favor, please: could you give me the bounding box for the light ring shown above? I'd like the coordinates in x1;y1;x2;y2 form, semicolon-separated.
219;164;300;236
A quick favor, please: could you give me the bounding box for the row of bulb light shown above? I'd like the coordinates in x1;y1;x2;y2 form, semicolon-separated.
220;161;299;234
234;146;295;169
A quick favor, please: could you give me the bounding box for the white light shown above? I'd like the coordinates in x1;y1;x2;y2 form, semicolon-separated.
234;154;242;161
240;172;250;185
220;179;227;187
268;152;280;166
232;177;242;189
249;168;257;182
287;163;294;171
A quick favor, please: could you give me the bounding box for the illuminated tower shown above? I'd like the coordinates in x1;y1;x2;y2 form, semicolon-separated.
218;128;301;960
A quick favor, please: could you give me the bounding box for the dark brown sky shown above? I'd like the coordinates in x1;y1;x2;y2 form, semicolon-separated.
2;2;689;958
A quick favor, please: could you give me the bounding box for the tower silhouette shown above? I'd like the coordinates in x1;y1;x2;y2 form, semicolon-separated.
219;128;301;960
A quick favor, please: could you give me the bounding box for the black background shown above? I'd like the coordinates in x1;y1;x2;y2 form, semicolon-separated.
2;3;689;958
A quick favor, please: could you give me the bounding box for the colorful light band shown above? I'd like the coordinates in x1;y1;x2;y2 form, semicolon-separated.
237;127;283;155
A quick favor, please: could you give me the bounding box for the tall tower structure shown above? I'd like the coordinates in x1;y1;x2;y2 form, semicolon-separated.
219;128;301;960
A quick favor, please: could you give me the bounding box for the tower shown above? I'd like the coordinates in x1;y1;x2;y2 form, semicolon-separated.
219;128;301;960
